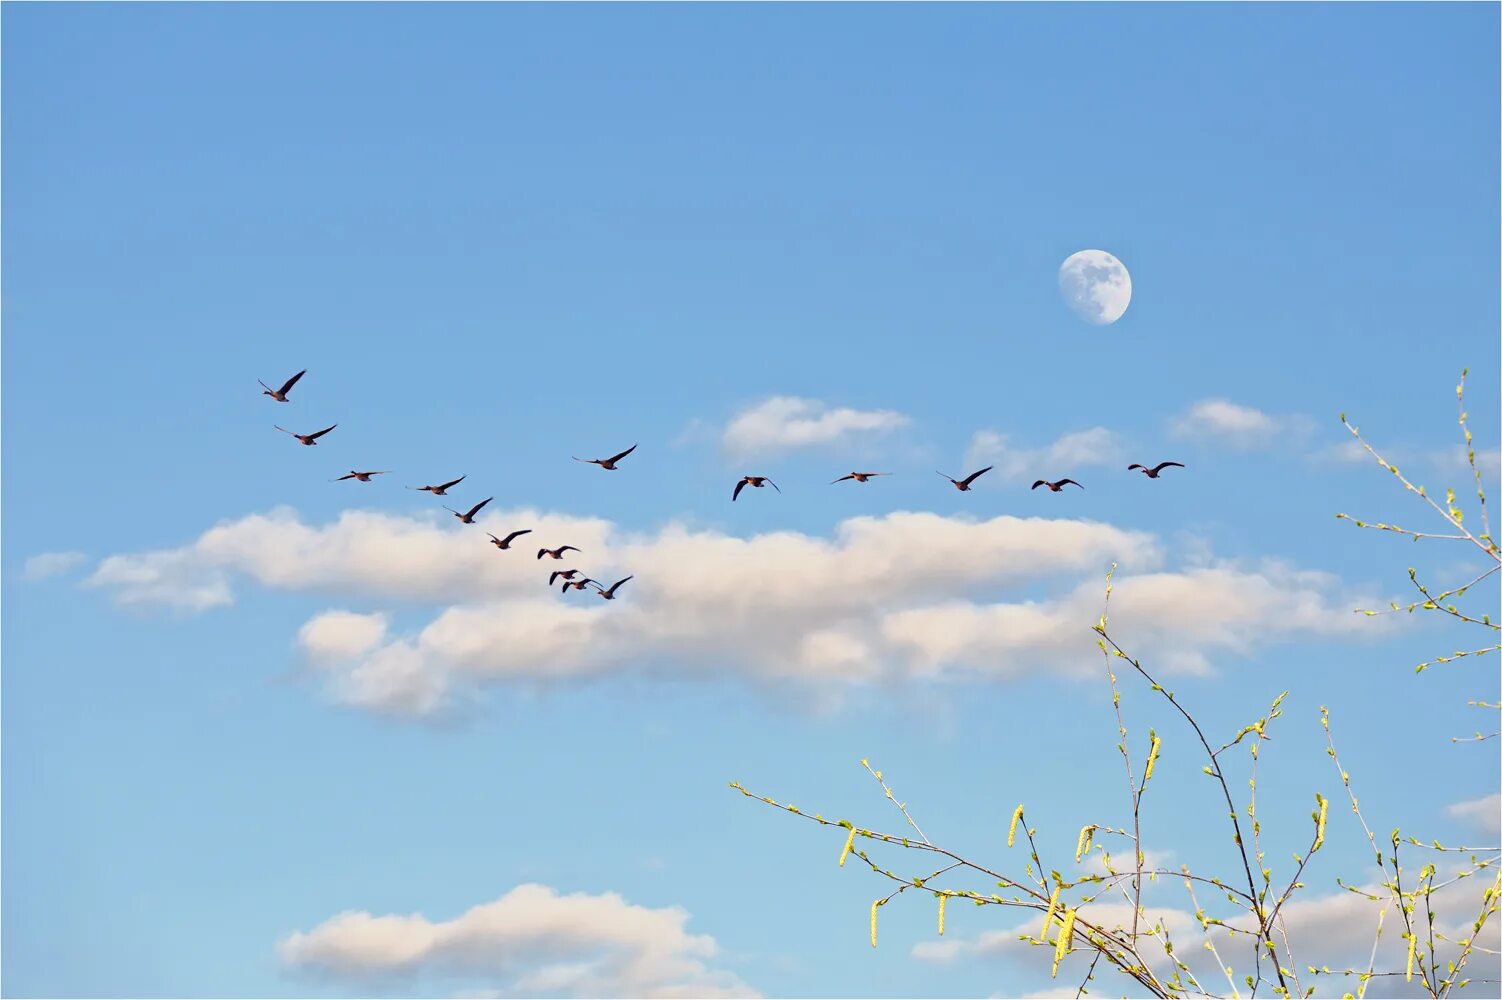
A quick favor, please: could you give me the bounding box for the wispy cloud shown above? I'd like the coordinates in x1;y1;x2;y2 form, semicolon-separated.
86;505;1385;717
22;550;86;581
1447;793;1501;837
1170;399;1308;451
280;883;757;998
720;397;909;457
962;427;1126;484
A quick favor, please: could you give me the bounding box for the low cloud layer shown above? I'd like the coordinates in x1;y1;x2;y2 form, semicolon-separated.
22;550;86;581
280;883;757;998
720;397;909;457
85;505;1383;716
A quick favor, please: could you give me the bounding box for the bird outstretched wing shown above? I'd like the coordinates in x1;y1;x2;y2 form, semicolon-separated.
278;369;307;395
607;444;638;464
732;479;747;502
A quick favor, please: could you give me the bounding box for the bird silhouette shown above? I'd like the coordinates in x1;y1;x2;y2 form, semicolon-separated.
410;476;466;496
275;424;336;446
593;576;633;600
1032;479;1083;492
537;545;581;560
1129;461;1186;479
487;529;532;550
444;497;492;524
574;444;637;470
732;476;780;501
259;369;306;402
559;576;596;592
332;470;390;482
937;466;992;491
549;569;582;585
831;472;890;484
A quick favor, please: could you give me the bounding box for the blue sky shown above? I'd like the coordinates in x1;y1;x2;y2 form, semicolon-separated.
4;4;1499;997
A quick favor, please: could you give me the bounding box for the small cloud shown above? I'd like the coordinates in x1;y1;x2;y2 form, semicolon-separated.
720;397;909;457
1170;399;1291;450
963;427;1126;484
298;610;390;665
1446;793;1500;837
23;551;85;581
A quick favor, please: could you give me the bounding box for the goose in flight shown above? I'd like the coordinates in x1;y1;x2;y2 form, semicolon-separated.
559;576;597;593
574;444;637;470
732;476;780;501
259;369;306;402
444;497;492;524
1128;461;1186;479
537;545;581;560
592;576;633;600
831;472;890;484
488;529;532;550
1032;478;1083;492
549;569;582;585
275;423;337;446
410;476;466;496
332;470;390;482
937;466;992;491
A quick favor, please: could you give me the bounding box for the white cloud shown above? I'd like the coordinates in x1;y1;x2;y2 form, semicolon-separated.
1170;399;1306;450
1447;793;1501;837
962;427;1126;485
22;550;86;580
720;397;909;457
84;504;1387;716
279;883;757;998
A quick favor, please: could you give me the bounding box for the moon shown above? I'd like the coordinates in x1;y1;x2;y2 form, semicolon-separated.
1058;249;1132;325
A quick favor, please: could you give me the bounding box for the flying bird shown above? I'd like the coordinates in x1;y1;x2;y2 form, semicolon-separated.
487;529;532;550
275;423;337;446
937;466;992;491
1032;479;1084;492
559;576;596;592
574;444;637;470
831;472;890;484
259;369;306;402
444;497;493;524
538;545;581;560
549;569;582;585
410;476;466;496
332;470;390;482
732;476;780;501
593;576;633;600
1129;461;1186;479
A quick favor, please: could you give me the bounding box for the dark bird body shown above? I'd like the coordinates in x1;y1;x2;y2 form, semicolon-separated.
445;497;492;524
1129;461;1186;479
732;476;779;501
938;466;992;491
488;529;532;550
259;369;306;402
275;424;337;446
574;444;637;470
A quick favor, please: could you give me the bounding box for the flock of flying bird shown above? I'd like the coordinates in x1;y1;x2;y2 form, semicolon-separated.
259;367;1188;603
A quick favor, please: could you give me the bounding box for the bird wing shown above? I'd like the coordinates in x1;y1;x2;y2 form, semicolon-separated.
1153;462;1186;474
766;479;780;493
1128;464;1145;471
537;549;549;559
732;479;747;501
558;545;580;555
549;571;563;585
438;476;465;491
936;471;957;483
1031;480;1047;490
607;575;633;595
607;443;638;464
278;369;307;395
443;506;460;516
258;379;274;393
1060;479;1083;489
465;497;493;518
334;473;356;481
274;425;295;436
961;466;993;486
502;529;532;544
309;424;337;440
831;474;855;484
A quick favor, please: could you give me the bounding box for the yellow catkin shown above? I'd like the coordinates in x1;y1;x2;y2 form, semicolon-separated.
870;900;880;948
1314;794;1329;851
839;828;856;867
1041;884;1061;937
1405;934;1416;982
1051;908;1078;977
1075;825;1093;862
938;894;947;936
1144;731;1162;782
1008;804;1025;847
